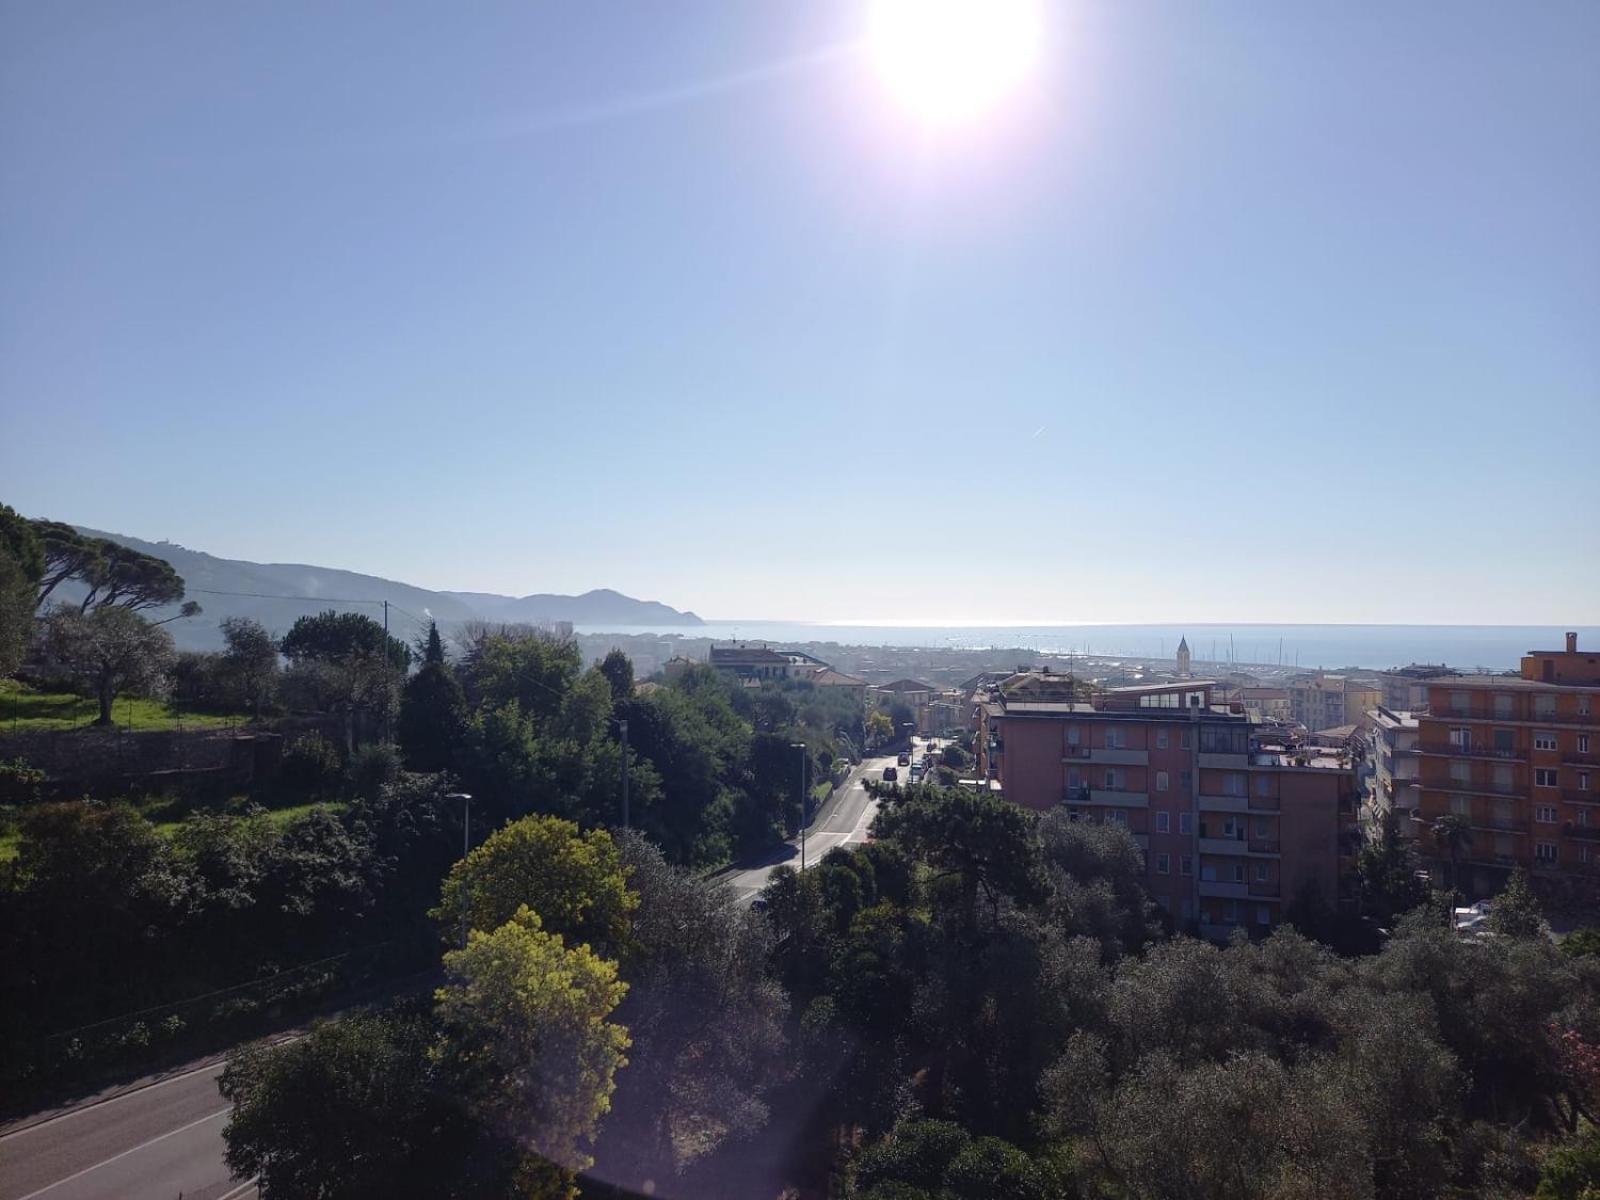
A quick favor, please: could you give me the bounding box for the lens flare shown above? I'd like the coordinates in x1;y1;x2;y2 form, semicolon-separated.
866;0;1044;129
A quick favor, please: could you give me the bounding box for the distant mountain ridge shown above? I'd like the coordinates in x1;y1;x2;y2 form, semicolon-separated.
66;527;703;651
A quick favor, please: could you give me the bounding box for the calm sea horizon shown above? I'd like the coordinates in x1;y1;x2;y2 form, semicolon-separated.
573;622;1600;673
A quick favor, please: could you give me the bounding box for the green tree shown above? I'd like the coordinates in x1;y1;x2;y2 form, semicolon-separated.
866;710;894;747
1562;928;1600;960
873;786;1047;929
219;616;279;715
1490;867;1547;939
1535;1125;1600;1200
219;1008;500;1200
38;605;176;724
465;629;581;723
433;814;637;954
433;905;630;1183
1431;813;1474;896
281;609;411;671
399;622;467;772
598;648;634;703
0;504;44;676
1357;812;1427;925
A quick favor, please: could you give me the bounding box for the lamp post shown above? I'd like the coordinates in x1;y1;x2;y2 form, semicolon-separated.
445;792;472;948
790;742;808;872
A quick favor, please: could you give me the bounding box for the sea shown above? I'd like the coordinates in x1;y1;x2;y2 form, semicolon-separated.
571;622;1600;674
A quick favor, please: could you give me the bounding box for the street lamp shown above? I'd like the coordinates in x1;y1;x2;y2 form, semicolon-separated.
445;792;472;948
790;743;809;872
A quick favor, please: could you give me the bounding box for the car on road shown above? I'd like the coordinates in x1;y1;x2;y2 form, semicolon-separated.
882;766;898;782
897;753;910;765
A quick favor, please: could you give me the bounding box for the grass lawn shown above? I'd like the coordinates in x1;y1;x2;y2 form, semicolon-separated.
812;780;833;805
147;800;347;840
0;679;241;734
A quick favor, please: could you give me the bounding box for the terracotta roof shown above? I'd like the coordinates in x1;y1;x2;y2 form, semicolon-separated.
879;678;933;692
812;669;867;687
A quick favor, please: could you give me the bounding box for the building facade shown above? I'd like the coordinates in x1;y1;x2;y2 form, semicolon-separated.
1413;633;1600;900
977;680;1352;939
708;644;795;683
1287;673;1383;731
1366;707;1420;839
1377;664;1456;713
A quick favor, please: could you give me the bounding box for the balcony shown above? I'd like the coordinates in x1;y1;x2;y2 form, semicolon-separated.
1416;741;1523;761
1565;823;1600;843
1468;818;1528;834
1061;745;1088;760
1564;751;1600;767
1062;787;1149;809
1248;838;1281;856
1197;752;1248;769
1248;879;1281;898
1198;879;1250;900
1565;789;1600;805
1088;747;1148;766
1198;793;1247;813
1198;836;1248;856
1423;778;1523;798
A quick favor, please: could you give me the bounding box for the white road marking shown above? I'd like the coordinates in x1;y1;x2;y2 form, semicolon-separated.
13;1107;232;1200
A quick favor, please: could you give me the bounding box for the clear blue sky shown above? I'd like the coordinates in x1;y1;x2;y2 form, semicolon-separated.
2;1;1596;624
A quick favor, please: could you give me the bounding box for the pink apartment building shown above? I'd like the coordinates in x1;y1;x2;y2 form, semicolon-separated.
977;679;1355;939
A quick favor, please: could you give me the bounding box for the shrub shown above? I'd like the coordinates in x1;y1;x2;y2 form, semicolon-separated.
347;742;400;800
279;734;342;799
0;755;46;804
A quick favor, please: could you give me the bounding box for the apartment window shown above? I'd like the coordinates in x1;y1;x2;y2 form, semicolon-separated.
1254;816;1272;837
1494;693;1514;718
1156;894;1170;911
1179;813;1193;835
1582;846;1593;865
1536;805;1557;824
1181;898;1194;919
1450;690;1471;714
1449;727;1472;749
1156;853;1171;875
1493;764;1514;789
1535;695;1557;718
1180;855;1194;876
1535;731;1558;751
1580;772;1591;791
1224;900;1239;924
1256;905;1272;926
1449;796;1470;816
1156;729;1169;750
1107;809;1128;826
1535;768;1558;788
1535;842;1558;864
1449;760;1472;784
1254;863;1269;882
1181;770;1193;791
1254;774;1272;796
1105;727;1124;749
1156;810;1170;833
1578;809;1590;827
1156;770;1170;793
1493;728;1515;753
1066;724;1081;747
1223;772;1247;796
1103;768;1123;790
1580;734;1592;753
1581;696;1592;716
1201;863;1217;882
1181;730;1192;750
1231;864;1246;883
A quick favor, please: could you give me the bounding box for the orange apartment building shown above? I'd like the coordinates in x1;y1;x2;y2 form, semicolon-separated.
977;679;1356;940
1414;632;1600;900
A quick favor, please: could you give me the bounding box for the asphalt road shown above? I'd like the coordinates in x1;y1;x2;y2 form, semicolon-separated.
0;1056;256;1200
724;738;941;904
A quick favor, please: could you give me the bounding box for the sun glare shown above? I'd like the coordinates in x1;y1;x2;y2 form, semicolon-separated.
866;0;1044;129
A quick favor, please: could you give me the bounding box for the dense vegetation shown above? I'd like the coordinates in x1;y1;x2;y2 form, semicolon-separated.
5;518;1600;1198
208;785;1600;1200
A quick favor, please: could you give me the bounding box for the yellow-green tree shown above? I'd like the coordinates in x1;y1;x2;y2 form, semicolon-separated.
433;814;637;954
434;906;630;1193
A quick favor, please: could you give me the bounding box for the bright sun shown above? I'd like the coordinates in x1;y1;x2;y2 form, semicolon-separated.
866;0;1044;129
